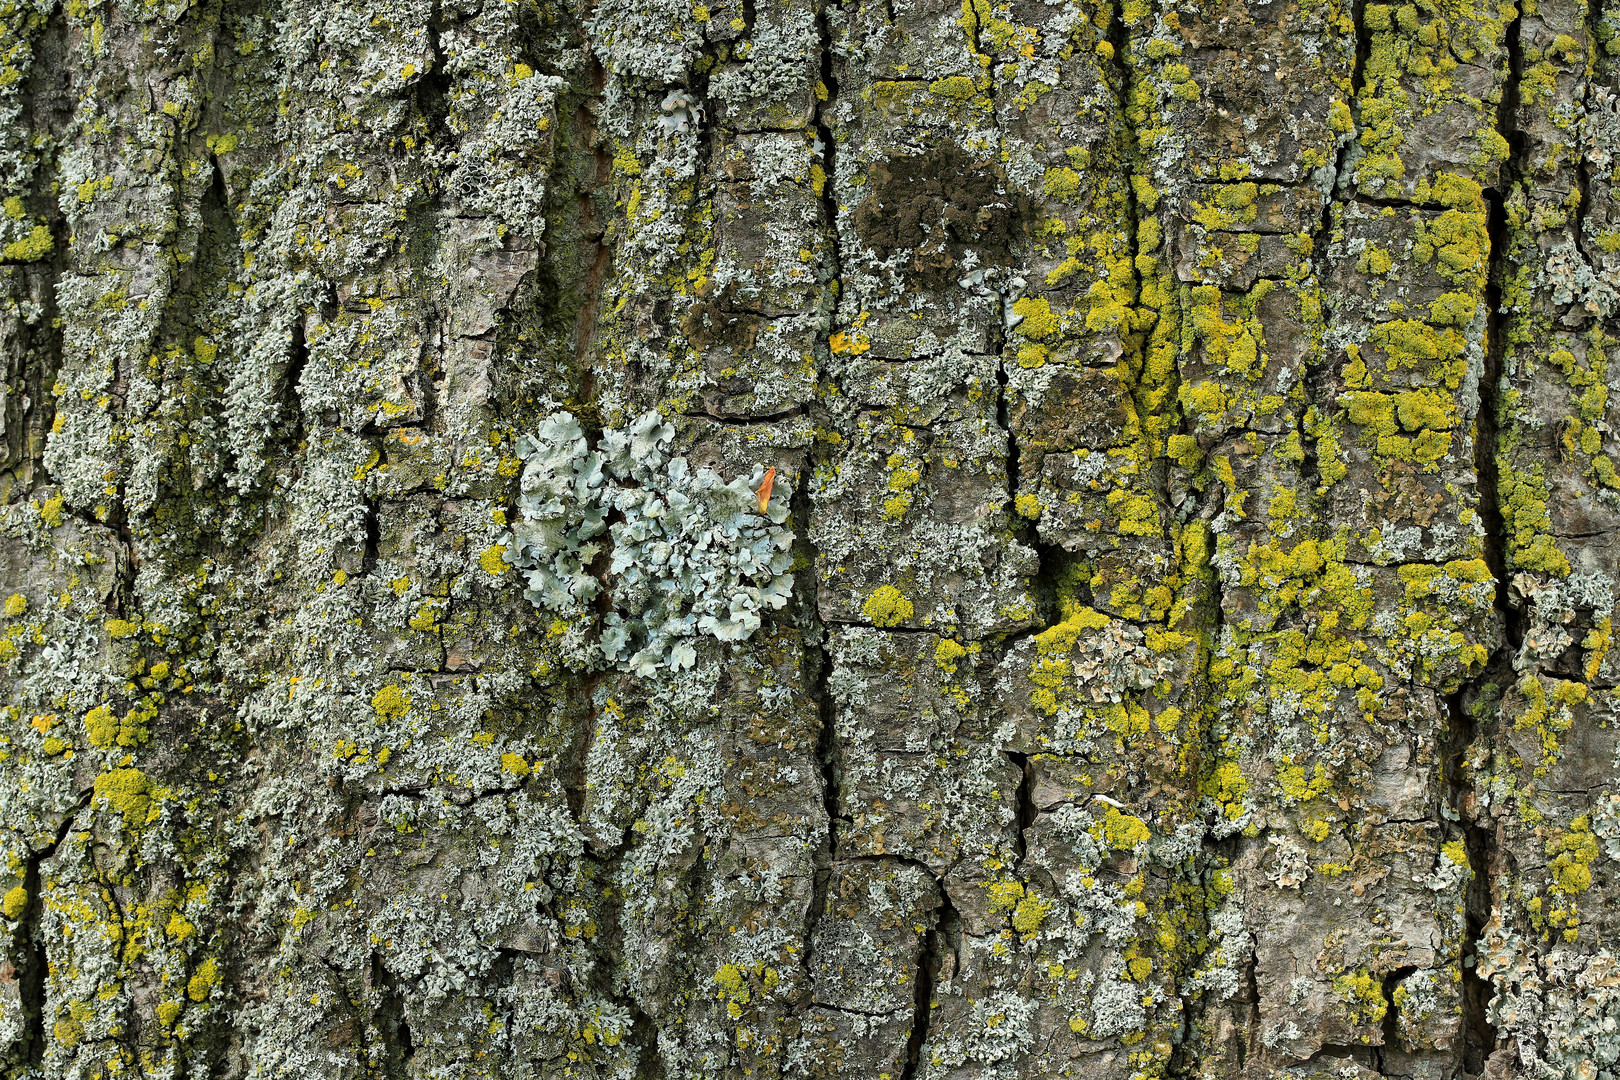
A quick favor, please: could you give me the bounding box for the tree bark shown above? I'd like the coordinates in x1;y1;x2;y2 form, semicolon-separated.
0;0;1616;1077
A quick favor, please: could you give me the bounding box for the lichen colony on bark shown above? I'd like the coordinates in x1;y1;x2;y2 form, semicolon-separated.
3;0;1620;1077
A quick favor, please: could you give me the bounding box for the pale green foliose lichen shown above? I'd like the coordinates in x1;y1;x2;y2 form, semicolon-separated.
502;409;794;673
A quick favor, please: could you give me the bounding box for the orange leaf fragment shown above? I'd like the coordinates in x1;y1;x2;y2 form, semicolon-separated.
756;467;776;514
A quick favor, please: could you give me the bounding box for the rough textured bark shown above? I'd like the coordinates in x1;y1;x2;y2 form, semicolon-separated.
3;0;1620;1077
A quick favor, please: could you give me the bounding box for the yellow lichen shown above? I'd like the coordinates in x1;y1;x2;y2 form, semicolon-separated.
862;585;914;627
372;684;411;722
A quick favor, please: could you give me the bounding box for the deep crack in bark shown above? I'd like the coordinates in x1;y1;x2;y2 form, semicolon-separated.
1006;751;1035;866
899;878;957;1080
813;0;842;289
792;433;843;1020
1434;6;1528;1074
1444;684;1503;1077
1375;966;1417;1075
15;797;89;1067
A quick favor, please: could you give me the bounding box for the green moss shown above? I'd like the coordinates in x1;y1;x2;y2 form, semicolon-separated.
1034;604;1111;655
1275;759;1331;803
1540;815;1599;941
984;878;1025;913
1513;675;1586;777
1427;291;1478;326
1342;388;1455;463
1016;342;1049;368
1547;818;1597;895
1329;98;1354;133
1203;761;1249;819
1179;381;1229;421
1414;208;1488;286
1187;286;1262;379
1167;434;1201;469
33;494;62;527
1500;468;1571;575
883;453;923;522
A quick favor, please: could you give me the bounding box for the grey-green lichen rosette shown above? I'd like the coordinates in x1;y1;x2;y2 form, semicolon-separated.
501;409;794;674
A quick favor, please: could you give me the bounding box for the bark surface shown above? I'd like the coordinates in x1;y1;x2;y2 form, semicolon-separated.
0;0;1617;1078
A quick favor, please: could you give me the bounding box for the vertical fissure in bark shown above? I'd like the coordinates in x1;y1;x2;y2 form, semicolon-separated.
790;453;841;1011
961;0;998;115
900;880;957;1080
813;0;842;288
16;851;50;1065
1443;683;1501;1077
1304;0;1370;500
1575;0;1604;262
564;676;600;829
1323;9;1372;231
1234;945;1260;1069
406;6;456;419
686;21;721;178
628;997;668;1080
285;305;310;453
10;5;71;495
1181;497;1236;1078
995;360;1017;491
1310;0;1368;257
995;351;1039;574
798;644;836;993
370;952;417;1077
811;640;840;858
810;0;848;906
1373;966;1416;1075
572;62;615;376
361;500;381;575
1104;0;1139;303
1101;0;1182;563
417;305;445;435
16;802;86;1066
1478;0;1524;648
1350;0;1372;97
567;422;618;841
1005;751;1035;865
1432;7;1525;1074
417;15;455;150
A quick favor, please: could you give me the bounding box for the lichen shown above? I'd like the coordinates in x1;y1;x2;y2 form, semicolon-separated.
503;410;793;672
